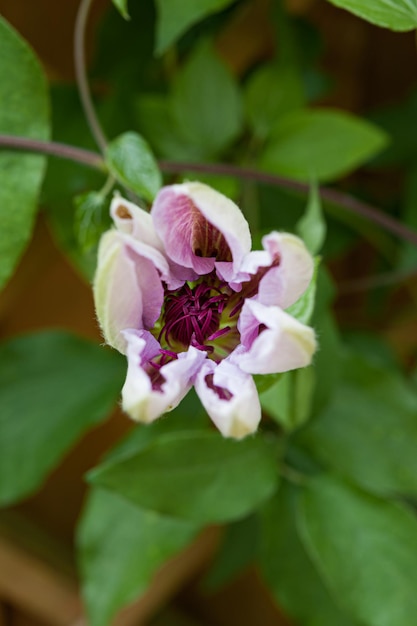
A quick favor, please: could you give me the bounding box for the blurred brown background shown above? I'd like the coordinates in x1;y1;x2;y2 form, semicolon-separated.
0;0;416;624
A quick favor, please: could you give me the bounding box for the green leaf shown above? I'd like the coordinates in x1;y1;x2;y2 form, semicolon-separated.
135;94;203;161
309;268;342;415
41;86;104;282
112;0;130;19
295;351;417;497
77;488;197;626
244;64;305;140
154;0;236;55
260;108;388;182
326;0;417;31
261;368;315;432
74;191;112;253
105;131;162;202
89;431;279;524
296;182;326;255
260;482;360;626
0;17;50;290
298;474;417;626
0;331;124;506
204;515;259;590
171;40;243;157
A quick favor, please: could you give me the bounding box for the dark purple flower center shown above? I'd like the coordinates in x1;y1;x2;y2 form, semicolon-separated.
155;277;243;359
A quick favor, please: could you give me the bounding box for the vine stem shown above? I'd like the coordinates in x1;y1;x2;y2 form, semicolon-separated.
74;0;107;153
0;134;104;169
1;133;417;250
159;160;417;248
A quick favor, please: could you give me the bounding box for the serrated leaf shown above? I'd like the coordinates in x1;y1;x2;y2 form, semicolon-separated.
298;474;417;626
89;431;279;524
0;17;50;290
105;131;161;202
77;488;197;626
296;181;326;255
260;108;388;182
155;0;236;55
327;0;417;31
171;40;243;157
0;331;124;506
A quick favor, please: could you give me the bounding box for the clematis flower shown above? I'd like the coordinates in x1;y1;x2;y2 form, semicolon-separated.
94;182;317;438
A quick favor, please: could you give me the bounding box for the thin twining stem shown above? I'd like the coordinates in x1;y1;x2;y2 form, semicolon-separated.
0;135;105;169
1;133;417;249
74;0;107;153
159;160;417;249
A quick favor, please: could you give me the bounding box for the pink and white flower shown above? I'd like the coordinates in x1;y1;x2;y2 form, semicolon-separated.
94;182;317;438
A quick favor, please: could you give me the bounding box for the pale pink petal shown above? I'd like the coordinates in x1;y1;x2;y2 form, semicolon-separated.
195;360;261;439
111;196;195;289
234;299;317;374
93;231;164;353
121;329;207;424
151;182;251;279
110;196;163;250
237;232;314;308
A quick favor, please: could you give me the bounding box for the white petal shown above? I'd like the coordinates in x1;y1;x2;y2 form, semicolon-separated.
121;330;207;424
239;232;314;308
151;182;251;279
235;299;317;374
195;360;261;439
93;231;164;353
110;196;164;251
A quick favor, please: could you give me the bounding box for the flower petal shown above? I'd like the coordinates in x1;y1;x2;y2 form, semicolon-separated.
235;299;317;374
111;196;163;250
238;232;314;308
195;359;261;439
151;182;251;279
93;231;164;353
121;329;207;424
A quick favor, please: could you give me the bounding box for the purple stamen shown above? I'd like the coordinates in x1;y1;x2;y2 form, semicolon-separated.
156;279;240;358
207;326;231;341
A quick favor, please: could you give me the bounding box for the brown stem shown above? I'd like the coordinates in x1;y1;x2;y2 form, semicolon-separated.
74;0;107;153
0;133;416;249
0;135;105;169
159;160;417;248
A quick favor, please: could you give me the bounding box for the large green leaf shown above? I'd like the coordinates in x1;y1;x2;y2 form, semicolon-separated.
260;482;360;626
0;17;50;290
105;131;161;202
298;474;417;626
0;331;124;506
260;108;388;182
77;488;197;626
326;0;417;31
171;40;243;158
89;431;279;524
154;0;236;55
203;514;259;590
244;64;304;140
295;351;417;497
